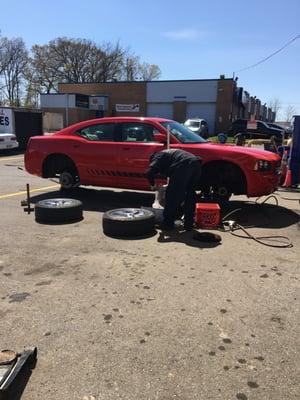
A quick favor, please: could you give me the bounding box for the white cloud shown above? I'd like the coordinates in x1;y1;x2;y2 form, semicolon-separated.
163;28;199;40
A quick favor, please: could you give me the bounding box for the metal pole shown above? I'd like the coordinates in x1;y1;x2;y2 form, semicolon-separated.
65;94;69;127
230;73;235;123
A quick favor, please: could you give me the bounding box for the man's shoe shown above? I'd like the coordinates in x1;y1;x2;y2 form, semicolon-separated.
184;222;194;231
159;222;175;231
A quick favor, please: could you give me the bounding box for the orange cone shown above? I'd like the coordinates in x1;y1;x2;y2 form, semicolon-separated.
282;169;292;188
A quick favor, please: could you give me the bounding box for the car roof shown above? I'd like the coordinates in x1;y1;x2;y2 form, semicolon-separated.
95;116;172;123
185;118;206;122
59;116;173;133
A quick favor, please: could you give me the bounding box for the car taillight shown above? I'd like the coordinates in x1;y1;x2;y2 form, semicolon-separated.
0;138;4;142
10;136;17;141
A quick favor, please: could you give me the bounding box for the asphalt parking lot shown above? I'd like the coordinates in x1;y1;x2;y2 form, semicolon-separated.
0;152;299;400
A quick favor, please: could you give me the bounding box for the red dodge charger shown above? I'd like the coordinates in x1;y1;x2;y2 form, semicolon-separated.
25;117;281;200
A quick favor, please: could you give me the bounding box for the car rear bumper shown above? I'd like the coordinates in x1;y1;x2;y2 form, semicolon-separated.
24;149;42;176
0;142;18;150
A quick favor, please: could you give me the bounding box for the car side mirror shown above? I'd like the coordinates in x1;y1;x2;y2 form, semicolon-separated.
154;133;167;145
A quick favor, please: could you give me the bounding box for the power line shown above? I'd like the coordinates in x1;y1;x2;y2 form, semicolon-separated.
235;34;300;74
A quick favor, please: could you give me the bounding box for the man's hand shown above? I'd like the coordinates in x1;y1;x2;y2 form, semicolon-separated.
150;185;157;191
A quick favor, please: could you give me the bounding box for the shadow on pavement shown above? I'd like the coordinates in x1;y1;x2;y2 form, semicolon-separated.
0;150;24;157
157;230;221;248
104;230;158;241
30;187;155;213
29;187;300;230
221;200;300;229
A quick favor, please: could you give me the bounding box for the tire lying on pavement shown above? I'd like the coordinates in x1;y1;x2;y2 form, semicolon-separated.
102;208;155;237
35;198;83;223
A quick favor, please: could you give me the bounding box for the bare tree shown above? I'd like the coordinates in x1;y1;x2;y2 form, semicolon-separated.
96;41;126;82
138;62;161;80
284;105;296;123
30;38;103;92
120;54;161;81
268;97;281;120
22;65;41;107
0;37;28;106
4;35;163;103
30;38;129;90
123;55;141;81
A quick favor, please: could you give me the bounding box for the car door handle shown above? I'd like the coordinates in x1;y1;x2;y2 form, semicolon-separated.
73;144;80;148
122;147;131;151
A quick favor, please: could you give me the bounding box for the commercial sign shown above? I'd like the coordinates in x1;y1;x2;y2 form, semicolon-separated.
0;108;14;134
247;120;257;130
116;104;140;113
75;94;89;109
89;96;108;111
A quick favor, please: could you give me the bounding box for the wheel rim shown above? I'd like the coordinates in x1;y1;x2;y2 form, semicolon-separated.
209;184;231;201
109;209;150;220
59;172;74;189
39;199;74;207
216;186;229;197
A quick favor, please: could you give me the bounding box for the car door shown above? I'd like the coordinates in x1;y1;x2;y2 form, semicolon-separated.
73;122;120;187
115;121;165;190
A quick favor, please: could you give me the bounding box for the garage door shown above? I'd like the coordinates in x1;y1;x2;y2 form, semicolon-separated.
147;103;173;119
186;103;216;133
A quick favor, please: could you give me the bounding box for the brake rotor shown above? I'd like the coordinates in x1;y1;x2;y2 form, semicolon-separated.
0;349;17;365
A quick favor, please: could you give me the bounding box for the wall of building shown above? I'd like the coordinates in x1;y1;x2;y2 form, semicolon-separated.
146;80;218;102
59;82;147;117
41;107;96;127
40;79;275;133
215;79;234;133
173;101;187;122
146;80;218;130
40;94;76;108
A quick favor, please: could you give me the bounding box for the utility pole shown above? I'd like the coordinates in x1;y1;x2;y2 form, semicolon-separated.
231;72;235;123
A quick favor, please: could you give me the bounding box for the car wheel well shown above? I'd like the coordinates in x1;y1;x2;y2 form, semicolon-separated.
42;154;78;178
200;160;247;195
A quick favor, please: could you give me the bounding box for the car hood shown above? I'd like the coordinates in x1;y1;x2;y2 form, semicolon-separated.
182;142;280;161
187;127;200;132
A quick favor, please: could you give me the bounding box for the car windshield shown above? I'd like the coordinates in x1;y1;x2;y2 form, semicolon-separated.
186;121;200;128
160;121;206;144
268;123;284;130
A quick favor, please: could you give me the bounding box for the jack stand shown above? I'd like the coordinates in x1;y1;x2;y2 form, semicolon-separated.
21;184;34;214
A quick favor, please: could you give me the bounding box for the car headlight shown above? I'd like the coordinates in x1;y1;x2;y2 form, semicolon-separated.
254;160;272;171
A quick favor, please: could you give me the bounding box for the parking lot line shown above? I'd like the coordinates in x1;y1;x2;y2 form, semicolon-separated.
0;184;59;200
0;156;24;162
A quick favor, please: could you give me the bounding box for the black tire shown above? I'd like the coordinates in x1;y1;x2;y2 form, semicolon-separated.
210;183;232;202
35;198;83;223
103;208;155;237
59;170;80;190
201;182;232;203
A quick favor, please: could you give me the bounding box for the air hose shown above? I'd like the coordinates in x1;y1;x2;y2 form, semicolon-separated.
221;195;293;248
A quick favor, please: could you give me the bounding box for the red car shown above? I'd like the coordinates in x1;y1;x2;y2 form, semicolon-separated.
25;117;281;200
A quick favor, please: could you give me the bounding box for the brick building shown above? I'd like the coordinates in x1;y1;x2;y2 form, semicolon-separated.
40;77;275;134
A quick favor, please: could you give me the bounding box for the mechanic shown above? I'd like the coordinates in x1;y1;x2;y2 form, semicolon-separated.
234;133;246;146
145;149;202;231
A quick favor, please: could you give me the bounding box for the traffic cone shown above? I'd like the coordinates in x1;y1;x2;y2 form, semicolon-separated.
282;169;292;188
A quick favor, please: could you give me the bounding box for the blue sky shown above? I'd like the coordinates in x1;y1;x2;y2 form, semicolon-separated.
1;0;299;119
